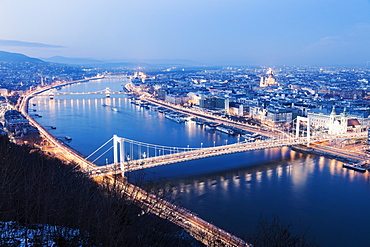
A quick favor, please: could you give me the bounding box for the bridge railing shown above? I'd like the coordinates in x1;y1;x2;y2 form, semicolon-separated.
85;131;368;176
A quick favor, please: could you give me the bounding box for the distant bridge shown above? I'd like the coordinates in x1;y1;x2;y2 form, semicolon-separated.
38;87;129;98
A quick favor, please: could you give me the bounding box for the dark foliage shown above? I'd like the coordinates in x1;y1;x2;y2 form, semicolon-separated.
0;135;200;246
249;216;319;247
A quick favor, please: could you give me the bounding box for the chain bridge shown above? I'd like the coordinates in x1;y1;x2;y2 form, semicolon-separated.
38;87;129;98
84;129;367;178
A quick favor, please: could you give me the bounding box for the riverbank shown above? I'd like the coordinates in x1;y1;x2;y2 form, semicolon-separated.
291;144;367;164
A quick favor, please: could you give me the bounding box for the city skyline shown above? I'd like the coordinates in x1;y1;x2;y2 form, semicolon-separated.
1;0;370;66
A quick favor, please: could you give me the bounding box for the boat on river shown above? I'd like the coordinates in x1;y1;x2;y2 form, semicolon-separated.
165;114;184;123
216;126;235;135
342;161;370;172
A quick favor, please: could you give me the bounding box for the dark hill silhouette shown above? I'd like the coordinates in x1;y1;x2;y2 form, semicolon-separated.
0;50;44;63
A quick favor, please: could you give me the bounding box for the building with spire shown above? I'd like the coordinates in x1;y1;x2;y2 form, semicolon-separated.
308;106;368;135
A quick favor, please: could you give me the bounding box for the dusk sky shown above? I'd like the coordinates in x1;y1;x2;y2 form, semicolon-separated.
1;0;370;66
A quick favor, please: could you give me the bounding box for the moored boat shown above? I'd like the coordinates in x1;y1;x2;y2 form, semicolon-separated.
342;162;369;172
216;126;235;135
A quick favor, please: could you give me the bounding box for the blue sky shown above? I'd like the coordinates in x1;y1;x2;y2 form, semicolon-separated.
1;0;370;66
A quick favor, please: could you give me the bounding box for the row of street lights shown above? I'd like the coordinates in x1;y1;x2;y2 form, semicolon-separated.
123;138;234;162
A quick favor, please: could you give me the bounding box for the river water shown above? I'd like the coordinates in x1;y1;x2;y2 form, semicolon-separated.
30;78;370;246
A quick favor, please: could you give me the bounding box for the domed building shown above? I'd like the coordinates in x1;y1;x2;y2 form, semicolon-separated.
260;68;278;87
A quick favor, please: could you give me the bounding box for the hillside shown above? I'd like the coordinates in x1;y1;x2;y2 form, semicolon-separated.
40;55;103;65
0;50;44;63
0;135;202;246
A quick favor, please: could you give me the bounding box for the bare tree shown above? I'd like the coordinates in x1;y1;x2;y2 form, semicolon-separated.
249;215;319;247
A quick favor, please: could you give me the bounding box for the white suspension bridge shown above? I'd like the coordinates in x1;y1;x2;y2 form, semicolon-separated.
38;87;129;98
84;116;367;177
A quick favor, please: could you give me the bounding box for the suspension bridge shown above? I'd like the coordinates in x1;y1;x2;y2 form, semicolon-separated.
37;87;129;98
84;126;367;178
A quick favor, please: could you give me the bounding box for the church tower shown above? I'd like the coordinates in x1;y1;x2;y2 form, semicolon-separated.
329;105;336;125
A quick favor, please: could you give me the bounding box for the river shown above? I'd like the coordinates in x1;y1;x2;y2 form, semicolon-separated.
29;77;370;246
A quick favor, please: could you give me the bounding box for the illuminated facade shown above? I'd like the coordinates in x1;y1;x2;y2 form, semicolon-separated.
250;105;292;126
308;106;369;134
260;68;278;87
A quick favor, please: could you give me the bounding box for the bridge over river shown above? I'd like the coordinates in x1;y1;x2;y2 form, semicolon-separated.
37;87;129;98
84;132;367;177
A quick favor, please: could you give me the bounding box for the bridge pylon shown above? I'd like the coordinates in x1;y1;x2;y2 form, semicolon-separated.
113;135;125;176
105;87;111;98
295;116;311;146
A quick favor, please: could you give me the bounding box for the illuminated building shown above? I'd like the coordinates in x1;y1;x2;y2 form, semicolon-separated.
260;68;278;87
308;106;369;135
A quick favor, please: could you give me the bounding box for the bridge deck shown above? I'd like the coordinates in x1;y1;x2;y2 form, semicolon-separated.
87;132;367;177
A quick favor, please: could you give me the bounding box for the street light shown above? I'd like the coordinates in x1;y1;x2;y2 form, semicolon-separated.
201;143;203;149
213;141;216;147
226;140;228;145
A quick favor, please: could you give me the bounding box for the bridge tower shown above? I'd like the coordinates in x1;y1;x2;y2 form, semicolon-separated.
295;116;311;146
105;87;111;98
49;89;55;99
113;135;125;176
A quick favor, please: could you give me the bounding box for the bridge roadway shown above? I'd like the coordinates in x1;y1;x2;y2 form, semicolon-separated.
38;91;129;96
18;83;252;247
87;132;367;177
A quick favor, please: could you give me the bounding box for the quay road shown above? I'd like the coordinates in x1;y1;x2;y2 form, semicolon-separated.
18;83;253;247
141;96;285;138
87;132;367;177
126;81;289;138
313;144;368;162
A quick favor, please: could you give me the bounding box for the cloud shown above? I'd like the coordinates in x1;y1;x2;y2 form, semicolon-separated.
0;39;64;48
303;23;370;52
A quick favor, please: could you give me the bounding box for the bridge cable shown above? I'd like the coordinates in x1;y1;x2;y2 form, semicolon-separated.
92;146;114;163
86;137;114;160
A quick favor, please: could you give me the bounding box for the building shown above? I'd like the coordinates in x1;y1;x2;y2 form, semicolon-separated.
4;110;30;133
308;106;369;135
260;68;278;87
199;96;227;110
228;102;244;116
265;107;293;126
250;104;293;126
165;93;189;105
4;110;40;144
187;92;202;106
0;88;8;96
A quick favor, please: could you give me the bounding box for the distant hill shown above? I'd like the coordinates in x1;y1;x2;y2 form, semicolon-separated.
106;58;203;66
40;56;203;67
40;56;104;65
0;50;44;63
